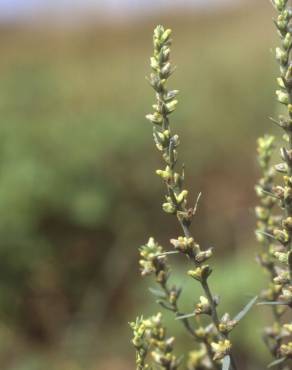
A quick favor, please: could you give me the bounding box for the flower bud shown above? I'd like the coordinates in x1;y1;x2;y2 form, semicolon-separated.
274;251;289;263
156;166;171;180
150;56;159;71
256;232;265;243
283;217;292;230
175;190;188;204
161;46;170;61
280;342;292;357
275;162;288;173
219;313;237;335
195;248;213;263
279;287;292;304
169;288;180;305
276;13;289;31
273;229;290;245
276;90;289;105
161;62;172;78
211;340;232;361
165;90;179;101
274;270;290;285
255;206;269;221
273;0;288;12
162;202;176;214
283;323;292;334
277;77;285;88
276;47;288;64
154;25;164;38
195;296;212;316
273;185;285;198
187;348;207;368
170;237;200;256
284;32;292;50
139;238;169;279
146;112;163;125
166;99;178;114
161;29;172;43
188;265;212;282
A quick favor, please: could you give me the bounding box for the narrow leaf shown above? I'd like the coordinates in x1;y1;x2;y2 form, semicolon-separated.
222;356;230;370
257;301;288;306
255;230;277;241
149;287;167;298
157;251;180;257
175;312;196;320
176;355;184;366
233;296;257;322
268;357;286;368
205;323;214;332
157;300;175;312
193;192;202;216
269;116;282;128
258;188;278;199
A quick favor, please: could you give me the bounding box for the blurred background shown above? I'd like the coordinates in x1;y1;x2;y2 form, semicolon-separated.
0;0;283;369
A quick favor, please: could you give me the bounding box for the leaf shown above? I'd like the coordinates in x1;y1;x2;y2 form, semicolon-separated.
233;296;257;322
257;301;288;306
156;251;180;257
149;287;167;298
255;230;278;241
193;192;202;216
222;356;230;370
269;116;283;128
275;162;288;174
268;357;286;368
176;355;184;366
259;188;278;199
175;312;196;320
157;300;175;312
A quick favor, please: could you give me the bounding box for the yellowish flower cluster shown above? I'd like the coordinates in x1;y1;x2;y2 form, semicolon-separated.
130;313;180;370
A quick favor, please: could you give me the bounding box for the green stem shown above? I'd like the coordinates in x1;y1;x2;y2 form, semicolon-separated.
160;280;219;369
179;221;237;370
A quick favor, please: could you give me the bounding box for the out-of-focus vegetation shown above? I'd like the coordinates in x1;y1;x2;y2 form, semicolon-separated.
0;3;282;369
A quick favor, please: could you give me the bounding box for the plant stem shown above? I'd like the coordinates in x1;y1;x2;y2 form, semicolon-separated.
160;280;220;369
178;219;238;370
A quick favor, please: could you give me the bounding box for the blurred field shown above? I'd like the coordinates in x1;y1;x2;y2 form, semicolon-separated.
0;2;283;369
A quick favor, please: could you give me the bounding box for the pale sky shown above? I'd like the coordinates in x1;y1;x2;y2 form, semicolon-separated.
0;0;240;21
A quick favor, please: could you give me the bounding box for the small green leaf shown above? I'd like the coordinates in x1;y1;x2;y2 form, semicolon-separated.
222;355;230;370
175;312;196;320
157;300;174;311
149;287;167;298
269;116;283;127
257;301;288;306
192;192;202;216
268;357;286;368
233;296;257;322
258;188;279;199
255;230;277;241
156;251;180;257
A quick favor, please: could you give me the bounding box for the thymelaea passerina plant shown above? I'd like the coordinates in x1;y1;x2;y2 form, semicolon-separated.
130;25;257;370
255;0;292;368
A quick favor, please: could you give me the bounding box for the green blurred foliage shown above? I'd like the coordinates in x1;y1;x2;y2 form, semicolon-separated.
0;3;283;369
